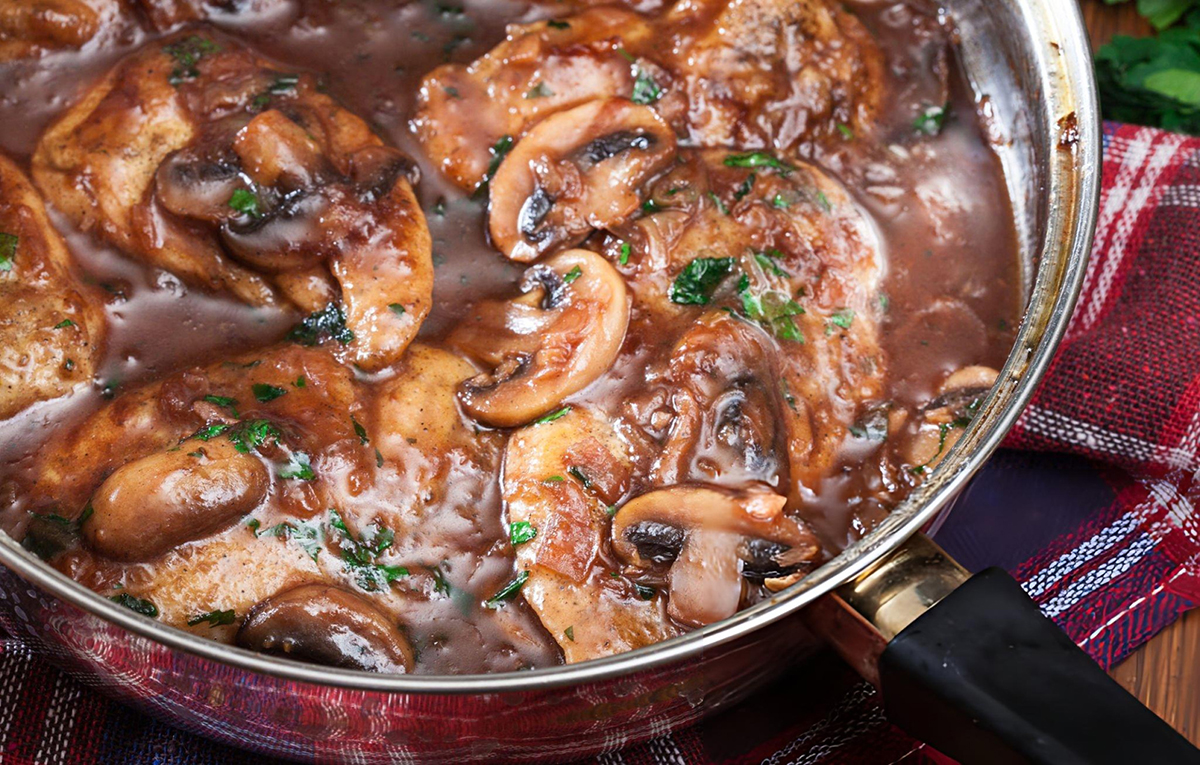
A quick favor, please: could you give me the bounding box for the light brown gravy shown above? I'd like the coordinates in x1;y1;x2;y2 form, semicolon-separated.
0;0;1020;673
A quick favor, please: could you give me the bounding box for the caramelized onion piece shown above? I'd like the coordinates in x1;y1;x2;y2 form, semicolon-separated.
237;584;414;673
489;98;676;262
451;249;629;427
83;437;269;562
611;485;819;627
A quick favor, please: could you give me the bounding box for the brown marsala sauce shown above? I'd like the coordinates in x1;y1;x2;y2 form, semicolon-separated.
0;0;1020;673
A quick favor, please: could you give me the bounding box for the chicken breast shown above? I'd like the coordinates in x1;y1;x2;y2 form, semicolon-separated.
33;29;432;370
0;154;105;420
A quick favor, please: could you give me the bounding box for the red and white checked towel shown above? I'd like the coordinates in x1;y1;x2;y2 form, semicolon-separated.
2;122;1200;764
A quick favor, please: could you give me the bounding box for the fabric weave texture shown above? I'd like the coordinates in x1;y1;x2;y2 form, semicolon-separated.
2;122;1199;764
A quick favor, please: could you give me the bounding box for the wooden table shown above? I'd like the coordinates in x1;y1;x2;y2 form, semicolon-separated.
1080;0;1200;746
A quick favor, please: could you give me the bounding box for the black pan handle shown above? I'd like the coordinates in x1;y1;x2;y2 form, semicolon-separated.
878;567;1200;765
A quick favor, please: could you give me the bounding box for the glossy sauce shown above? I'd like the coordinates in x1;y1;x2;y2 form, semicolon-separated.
0;0;1020;672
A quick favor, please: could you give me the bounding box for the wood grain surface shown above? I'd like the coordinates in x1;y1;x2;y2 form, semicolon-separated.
1078;0;1200;747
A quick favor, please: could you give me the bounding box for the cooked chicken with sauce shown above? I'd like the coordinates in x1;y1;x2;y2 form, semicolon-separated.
0;0;1020;673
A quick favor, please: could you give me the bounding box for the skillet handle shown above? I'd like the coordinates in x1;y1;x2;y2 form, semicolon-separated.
878;566;1200;765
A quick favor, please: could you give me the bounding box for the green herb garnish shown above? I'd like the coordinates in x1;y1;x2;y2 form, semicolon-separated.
484;570;529;608
352;415;369;444
54;319;75;329
163;36;220;85
227;419;278;453
913;104;948;136
187;609;236;627
203;394;239;417
619;241;631;265
288;303;355;346
228;188;262;218
278;452;315;481
329;509;407;591
631;69;661;104
111;593;158;618
669;257;735;305
0;233;16;272
252;383;287;402
509;521;537;546
525;81;554;99
534;406;571;425
474;134;514;199
723;151;794;174
563;265;582;284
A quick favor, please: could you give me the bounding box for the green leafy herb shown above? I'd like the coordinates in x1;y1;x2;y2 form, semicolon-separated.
0;233;16;272
771;193;791;209
707;191;729;215
619;241;631;265
278;452;315;481
567;465;592;489
848;405;889;442
754;250;790;278
836;122;855;140
246;518;261;533
54;319;75;329
669;257;735;305
631;69;661;104
329;509;407;591
443;86;461;98
534;406;571;425
387;302;406;316
288;303;355;346
22;511;86;560
509;521;537;546
111;592;158;618
268;74;299;93
641;198;661;214
525;81;554;98
733;173;756;201
542;475;565;484
203;394;239;417
563;265;583;284
259;520;323;561
191;423;230;441
252;383;287;402
633;583;656;600
814;191;831;212
227;419;279;453
164;36;220;85
485;570;529;608
617;46;635;62
723;152;794;174
187;609;236;627
913;104;948;136
430;563;453;596
829;308;854;329
564;625;575;641
352;415;369;444
474;134;514;199
63;359;75;371
228;188;262;218
294;376;307;388
738;274;805;342
375;448;384;467
548;19;570;29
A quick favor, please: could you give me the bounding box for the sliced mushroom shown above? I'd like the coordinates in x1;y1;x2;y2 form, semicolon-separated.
84;437;270;562
611;484;819;627
451;249;629;427
488;98;676;262
904;365;999;471
236;583;414;673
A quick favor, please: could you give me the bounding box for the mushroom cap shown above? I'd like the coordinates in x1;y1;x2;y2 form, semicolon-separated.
488;97;677;262
453;248;630;427
611;484;819;627
236;583;414;673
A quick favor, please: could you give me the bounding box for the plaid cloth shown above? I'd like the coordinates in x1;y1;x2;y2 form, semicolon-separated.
3;121;1200;764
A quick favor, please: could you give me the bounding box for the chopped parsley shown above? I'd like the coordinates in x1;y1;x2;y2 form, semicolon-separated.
631;69;662;104
533;406;571;425
567;466;592;489
733;173;757;201
329;509;408;591
22;510;86;560
836;123;855;140
268;74;299;93
633;583;656;600
110;592;158;618
707;191;729;215
563;265;582;284
351;415;369;444
203;394;239;417
258;519;323;562
619;241;631;265
564;626;575;641
829;308;854;330
913;104;948;136
547;19;570;29
443;86;461;98
278;451;315;481
525;81;554;99
191;423;230;441
814;191;831;212
288;303;355;346
641;198;661;214
54;319;75;329
738;274;805;342
293;376;307;388
542;475;565;484
0;233;16;272
228;188;262;218
669;256;735;305
771;193;791;209
474;134;514;199
848;405;889;442
226;419;278;453
485;570;529;608
754;250;790;278
388;303;406;316
252;383;287;402
163;36;220;85
509;521;537;546
723;151;794;174
375;448;384;467
187;609;236;627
